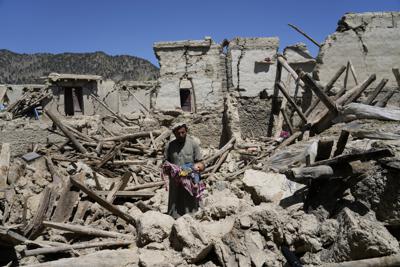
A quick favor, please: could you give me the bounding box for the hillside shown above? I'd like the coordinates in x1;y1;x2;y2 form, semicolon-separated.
0;50;159;84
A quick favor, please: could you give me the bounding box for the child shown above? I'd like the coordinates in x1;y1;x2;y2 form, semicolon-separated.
181;162;205;188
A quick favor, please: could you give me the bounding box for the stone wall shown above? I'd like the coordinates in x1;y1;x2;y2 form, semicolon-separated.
238;97;272;139
153;38;226;111
315;12;400;93
228;37;279;97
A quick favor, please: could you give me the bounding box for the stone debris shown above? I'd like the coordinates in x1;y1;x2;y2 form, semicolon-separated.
1;10;400;267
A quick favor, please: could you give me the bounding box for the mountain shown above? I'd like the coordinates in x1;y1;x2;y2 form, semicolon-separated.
0;49;159;84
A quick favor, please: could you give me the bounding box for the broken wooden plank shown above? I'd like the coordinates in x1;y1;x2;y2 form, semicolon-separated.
45;109;88;154
348;60;359;85
23;240;133;257
106;172;131;203
311;148;394;167
342;74;376;105
333;130;350;157
51;173;85;223
70;177;135;225
43;221;133;239
277;82;307;123
363;78;388;105
204;137;235;165
23;187;53;239
110;160;147;166
315;140;334;161
375;90;396;108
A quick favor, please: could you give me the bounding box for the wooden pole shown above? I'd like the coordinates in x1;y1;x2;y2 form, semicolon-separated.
277;55;305;87
281;108;294;134
267;59;283;137
44;109;88;154
102;130;162;142
323;254;400;267
333;130;350;157
70;177;136;225
300;72;337;115
277;82;308;123
126;88;150;113
43;221;133;239
288;23;321;48
23;240;133;257
363;78;389;105
305;65;346;117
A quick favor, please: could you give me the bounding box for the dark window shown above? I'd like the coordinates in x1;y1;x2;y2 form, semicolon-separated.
180;89;191;112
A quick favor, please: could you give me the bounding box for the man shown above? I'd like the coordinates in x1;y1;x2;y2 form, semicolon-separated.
164;122;203;218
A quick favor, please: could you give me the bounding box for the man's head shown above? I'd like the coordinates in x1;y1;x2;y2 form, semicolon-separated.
172;122;188;142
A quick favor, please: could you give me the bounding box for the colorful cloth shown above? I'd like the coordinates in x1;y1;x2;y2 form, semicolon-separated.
161;161;206;200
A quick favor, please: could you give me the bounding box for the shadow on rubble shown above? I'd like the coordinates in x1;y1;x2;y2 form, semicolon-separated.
289;162;371;220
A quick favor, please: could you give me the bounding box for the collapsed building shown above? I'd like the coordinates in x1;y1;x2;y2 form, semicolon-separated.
1;11;400;267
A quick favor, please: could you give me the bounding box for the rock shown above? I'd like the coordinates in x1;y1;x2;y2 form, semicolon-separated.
293;214;323;253
243;169;303;204
137;211;174;247
248;203;288;245
198;189;241;220
322;208;399;262
138;249;173;267
170;214;210;262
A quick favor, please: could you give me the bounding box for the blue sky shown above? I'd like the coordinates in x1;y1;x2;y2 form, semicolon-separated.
0;0;399;66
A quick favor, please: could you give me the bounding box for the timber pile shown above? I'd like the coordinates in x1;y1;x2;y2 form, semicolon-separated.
5;88;51;119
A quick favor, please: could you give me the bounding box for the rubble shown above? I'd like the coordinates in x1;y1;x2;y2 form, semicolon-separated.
1;10;400;267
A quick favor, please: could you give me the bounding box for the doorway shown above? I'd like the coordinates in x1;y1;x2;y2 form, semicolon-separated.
64;87;84;116
180;89;192;112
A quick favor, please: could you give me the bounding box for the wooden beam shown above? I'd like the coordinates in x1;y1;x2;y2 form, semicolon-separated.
311;148;394;167
277;82;308;123
288;23;321;48
277;55;305;87
267;59;283;137
23;240;133;257
305;65;346;117
44;109;88;154
94;190;155;198
102;130;162;142
281;108;294;134
43;221;133;239
333;130;350;157
125;181;164;191
70;177;136;225
348;60;359;85
363;78;389;105
343;74;376;105
300;72;337;115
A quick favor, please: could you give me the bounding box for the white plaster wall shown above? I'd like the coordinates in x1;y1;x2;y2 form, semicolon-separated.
119;88;151;114
315;12;400;90
154;42;225;111
229;37;279;97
